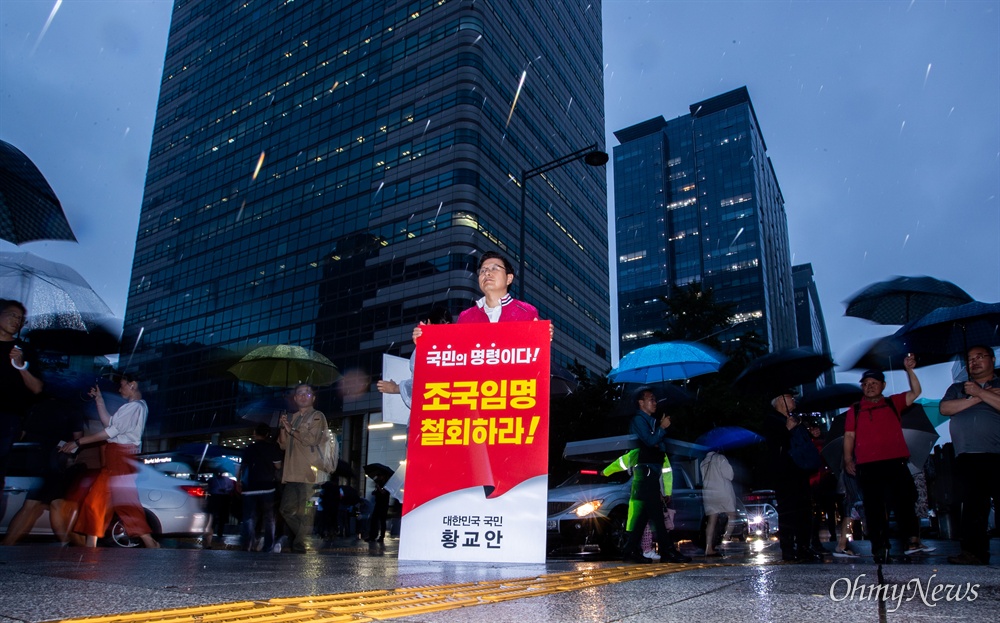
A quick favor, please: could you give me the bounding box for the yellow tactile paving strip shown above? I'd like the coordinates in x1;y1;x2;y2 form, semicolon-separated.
53;562;716;623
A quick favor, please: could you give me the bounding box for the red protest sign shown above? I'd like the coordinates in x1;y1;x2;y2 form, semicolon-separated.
399;321;550;562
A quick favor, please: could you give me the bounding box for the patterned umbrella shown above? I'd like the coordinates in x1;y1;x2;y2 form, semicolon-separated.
893;301;1000;357
228;344;340;387
0;140;77;244
844;275;973;325
608;341;725;384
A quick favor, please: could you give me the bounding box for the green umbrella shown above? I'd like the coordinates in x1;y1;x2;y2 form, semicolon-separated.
228;344;340;387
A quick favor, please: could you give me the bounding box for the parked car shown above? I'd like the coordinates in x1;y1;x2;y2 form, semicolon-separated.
1;443;210;547
745;502;779;539
547;466;748;557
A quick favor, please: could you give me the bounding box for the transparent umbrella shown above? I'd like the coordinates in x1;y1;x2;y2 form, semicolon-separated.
0;252;117;349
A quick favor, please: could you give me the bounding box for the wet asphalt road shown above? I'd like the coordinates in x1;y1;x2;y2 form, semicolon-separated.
0;537;998;622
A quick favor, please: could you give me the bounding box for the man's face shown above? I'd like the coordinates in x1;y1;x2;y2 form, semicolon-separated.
477;259;513;297
638;392;657;415
0;307;25;335
861;378;885;400
967;347;995;379
293;386;316;409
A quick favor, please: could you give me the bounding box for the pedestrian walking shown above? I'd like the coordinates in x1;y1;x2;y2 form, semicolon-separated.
59;373;158;549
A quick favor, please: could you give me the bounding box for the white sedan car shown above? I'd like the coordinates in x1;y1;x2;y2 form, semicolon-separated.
1;443;209;547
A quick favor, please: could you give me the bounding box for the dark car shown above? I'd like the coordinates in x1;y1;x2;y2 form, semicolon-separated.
546;466;747;556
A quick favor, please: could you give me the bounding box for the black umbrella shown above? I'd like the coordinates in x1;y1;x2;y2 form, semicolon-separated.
843;334;955;371
364;463;395;482
894;301;1000;357
844;275;974;325
732;348;834;397
796;383;863;413
0;140;77;245
550;362;579;397
237;396;291;428
24;321;121;356
325;459;355;479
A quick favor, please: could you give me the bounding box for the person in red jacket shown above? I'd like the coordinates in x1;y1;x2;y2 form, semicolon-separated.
456;252;538;323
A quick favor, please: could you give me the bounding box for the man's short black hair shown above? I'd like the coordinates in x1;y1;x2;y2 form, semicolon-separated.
478;251;515;277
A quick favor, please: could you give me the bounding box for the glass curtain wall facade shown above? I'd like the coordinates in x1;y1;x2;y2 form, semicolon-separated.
614;87;796;356
793;263;835;393
123;0;610;468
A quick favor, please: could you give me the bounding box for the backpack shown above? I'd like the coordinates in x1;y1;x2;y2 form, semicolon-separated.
310;428;339;474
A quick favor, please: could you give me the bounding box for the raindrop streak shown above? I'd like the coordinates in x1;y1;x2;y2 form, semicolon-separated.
902;234;910;249
124;327;145;372
31;0;62;56
236;201;245;221
899;121;906;135
374;181;385;198
421;119;431;137
924;63;932;88
252;151;266;180
566;97;573;114
123;127;131;138
506;70;527;128
729;227;744;249
473;35;482;45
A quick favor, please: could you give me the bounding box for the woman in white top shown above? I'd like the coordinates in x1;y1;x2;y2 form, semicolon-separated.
701;450;737;556
60;373;158;548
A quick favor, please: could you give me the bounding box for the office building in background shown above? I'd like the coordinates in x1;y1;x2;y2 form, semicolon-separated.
613;87;797;357
123;0;610;469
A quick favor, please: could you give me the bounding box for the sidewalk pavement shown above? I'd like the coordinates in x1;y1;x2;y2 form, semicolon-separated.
0;537;996;622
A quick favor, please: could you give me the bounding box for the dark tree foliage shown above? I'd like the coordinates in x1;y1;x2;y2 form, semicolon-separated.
547;360;619;484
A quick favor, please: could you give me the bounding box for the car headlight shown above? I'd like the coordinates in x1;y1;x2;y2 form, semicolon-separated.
572;500;603;517
750;515;764;525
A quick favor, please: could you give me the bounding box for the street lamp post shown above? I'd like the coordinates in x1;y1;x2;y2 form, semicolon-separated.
517;143;609;300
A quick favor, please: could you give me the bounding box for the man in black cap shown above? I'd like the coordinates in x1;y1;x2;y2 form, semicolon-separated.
843;356;931;563
763;389;821;562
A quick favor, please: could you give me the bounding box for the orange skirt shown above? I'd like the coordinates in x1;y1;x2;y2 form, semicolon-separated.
75;444;151;538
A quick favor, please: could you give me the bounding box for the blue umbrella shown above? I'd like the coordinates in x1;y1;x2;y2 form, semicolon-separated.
695;426;764;451
608;341;726;384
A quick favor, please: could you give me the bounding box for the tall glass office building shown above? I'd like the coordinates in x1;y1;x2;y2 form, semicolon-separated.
613;87;796;357
123;0;610;465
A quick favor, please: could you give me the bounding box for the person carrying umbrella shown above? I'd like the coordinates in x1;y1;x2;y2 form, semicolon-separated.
939;345;1000;566
277;383;329;553
0;299;43;492
843;357;933;563
620;388;691;564
762;389;821;562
